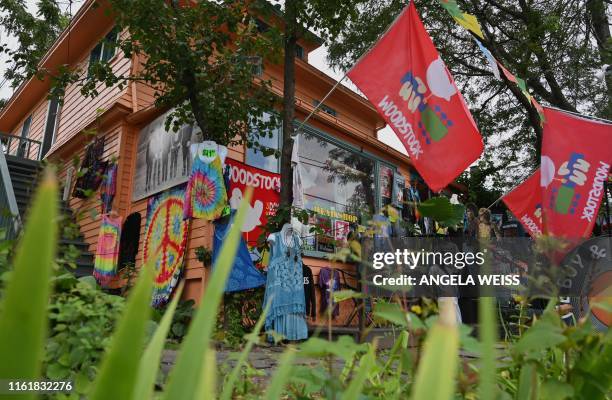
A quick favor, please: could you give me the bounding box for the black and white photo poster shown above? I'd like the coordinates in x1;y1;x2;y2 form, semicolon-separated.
132;110;201;201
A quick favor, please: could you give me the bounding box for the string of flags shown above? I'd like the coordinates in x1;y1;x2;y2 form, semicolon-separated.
437;0;484;39
436;0;546;123
344;0;611;246
433;2;610;242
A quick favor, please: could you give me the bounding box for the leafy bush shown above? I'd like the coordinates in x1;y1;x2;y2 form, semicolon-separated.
155;299;195;343
45;276;125;395
215;288;264;347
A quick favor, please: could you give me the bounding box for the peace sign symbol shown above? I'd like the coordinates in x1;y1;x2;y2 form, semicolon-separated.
144;189;189;306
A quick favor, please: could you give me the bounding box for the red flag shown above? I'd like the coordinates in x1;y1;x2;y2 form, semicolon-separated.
541;108;612;239
347;1;483;191
502;170;543;238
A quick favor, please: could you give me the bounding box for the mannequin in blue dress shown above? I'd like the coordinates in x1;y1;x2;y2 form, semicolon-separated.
262;223;308;341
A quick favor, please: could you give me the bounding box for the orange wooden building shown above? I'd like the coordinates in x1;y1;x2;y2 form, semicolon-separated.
0;0;460;326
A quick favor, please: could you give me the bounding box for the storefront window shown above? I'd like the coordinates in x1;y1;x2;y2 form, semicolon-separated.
379;164;394;207
298;131;377;253
245;113;281;173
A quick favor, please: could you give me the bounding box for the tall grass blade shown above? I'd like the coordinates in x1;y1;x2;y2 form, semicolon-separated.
341;343;376;400
410;298;459;400
196;348;217;400
89;263;154;400
133;283;184;400
264;347;297;400
0;170;58;394
516;363;539;400
478;252;497;400
162;189;252;400
220;303;269;400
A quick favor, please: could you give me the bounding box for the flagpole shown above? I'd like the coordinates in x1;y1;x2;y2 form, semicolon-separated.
486;169;539;210
294;4;412;136
293;73;349;135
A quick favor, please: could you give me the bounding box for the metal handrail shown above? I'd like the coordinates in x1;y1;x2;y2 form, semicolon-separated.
0;149;21;240
0;132;43;161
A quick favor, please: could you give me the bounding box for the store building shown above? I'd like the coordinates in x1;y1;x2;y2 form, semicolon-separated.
0;0;462;327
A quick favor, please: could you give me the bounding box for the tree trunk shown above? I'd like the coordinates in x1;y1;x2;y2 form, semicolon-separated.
280;0;298;219
587;0;612;118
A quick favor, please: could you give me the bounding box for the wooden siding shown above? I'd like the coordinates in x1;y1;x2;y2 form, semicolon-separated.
53;48;132;150
54;124;123;256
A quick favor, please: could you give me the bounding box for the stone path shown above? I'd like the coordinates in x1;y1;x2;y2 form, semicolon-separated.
161;344;345;386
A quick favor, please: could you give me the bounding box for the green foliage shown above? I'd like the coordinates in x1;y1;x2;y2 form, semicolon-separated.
194;246;212;267
0;0;68;90
134;284;183;400
161;188;253;400
45;278;125;395
417;196;466;228
89;263;154;400
410;300;459;400
220;303;269;400
0;169;58;391
63;0;281;150
216;288;264;347
166;299;195;342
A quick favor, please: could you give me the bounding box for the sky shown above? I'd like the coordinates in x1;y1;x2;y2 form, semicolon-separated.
0;0;405;154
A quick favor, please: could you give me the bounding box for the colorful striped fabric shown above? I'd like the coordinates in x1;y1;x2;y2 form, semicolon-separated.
93;215;122;286
144;186;190;307
184;155;228;220
100;162;118;214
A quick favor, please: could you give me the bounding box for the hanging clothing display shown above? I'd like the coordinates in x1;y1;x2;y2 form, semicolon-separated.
144;186;190;307
213;212;265;293
100;162;118;214
291;133;304;209
93;215;121;286
184;142;228;220
302;265;317;320
318;267;340;319
73;136;108;198
263;225;308;341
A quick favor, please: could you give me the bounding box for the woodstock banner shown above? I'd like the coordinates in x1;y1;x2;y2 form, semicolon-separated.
501;170;542;238
347;1;483;192
541;108;612;239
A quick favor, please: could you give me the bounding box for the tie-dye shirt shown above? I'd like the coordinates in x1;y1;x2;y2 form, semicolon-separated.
184;153;228;220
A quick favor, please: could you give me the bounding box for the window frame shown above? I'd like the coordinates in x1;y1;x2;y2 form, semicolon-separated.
296;122;398;258
41;97;61;157
244;112;282;173
88;27;118;76
16;115;32;158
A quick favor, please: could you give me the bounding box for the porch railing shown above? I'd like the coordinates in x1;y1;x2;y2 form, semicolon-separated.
0;132;43;161
0;149;21;240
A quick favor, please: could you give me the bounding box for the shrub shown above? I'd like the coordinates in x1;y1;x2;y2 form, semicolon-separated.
45;276;125;395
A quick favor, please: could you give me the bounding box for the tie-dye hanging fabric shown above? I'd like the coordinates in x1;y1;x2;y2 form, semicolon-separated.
100;162;118;214
145;186;190;307
94;215;122;286
184;155;228;220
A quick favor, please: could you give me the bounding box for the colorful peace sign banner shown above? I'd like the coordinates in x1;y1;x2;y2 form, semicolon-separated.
144;185;190;307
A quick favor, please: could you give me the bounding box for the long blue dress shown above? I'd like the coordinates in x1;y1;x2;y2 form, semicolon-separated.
263;230;308;341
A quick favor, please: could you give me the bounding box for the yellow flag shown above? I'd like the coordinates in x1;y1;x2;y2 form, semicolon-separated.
454;13;484;39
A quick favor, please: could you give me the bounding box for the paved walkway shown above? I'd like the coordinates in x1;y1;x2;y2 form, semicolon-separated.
161;344;345;385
